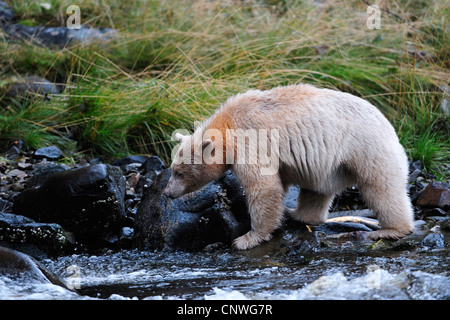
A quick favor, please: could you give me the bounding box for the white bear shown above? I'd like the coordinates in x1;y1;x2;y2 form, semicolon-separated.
163;84;414;250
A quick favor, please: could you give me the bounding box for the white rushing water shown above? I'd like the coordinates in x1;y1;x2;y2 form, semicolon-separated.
205;269;450;300
1;249;448;300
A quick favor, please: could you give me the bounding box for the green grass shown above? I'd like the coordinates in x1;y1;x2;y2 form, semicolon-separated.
0;0;448;179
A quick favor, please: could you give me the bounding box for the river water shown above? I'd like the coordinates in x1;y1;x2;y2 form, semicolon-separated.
1;233;449;300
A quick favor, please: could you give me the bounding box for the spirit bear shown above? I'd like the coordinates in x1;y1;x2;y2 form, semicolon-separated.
163;84;414;250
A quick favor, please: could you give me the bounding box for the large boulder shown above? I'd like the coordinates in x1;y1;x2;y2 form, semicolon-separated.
12;164;127;246
0;212;70;258
134;170;250;251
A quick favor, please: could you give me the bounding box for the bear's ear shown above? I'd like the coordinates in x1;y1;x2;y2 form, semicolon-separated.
175;132;187;143
202;139;213;149
201;139;215;157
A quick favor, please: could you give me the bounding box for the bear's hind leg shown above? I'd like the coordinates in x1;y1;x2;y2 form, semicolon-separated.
359;182;414;240
288;189;334;225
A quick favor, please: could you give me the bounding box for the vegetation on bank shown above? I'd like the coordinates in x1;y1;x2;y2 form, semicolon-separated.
0;0;448;179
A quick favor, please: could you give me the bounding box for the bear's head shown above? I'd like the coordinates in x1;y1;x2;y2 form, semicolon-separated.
163;131;228;199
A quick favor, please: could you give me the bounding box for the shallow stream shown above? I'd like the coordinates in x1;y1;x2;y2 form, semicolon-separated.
1;233;449;300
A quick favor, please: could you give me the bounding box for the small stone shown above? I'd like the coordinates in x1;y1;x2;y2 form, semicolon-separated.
5;146;21;161
34;146;63;160
120;227;134;238
6;169;27;179
409;168;422;183
112;155;149;167
420;233;444;248
409;159;424;173
17;162;32;170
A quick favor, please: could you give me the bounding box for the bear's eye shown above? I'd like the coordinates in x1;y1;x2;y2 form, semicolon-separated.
174;171;183;178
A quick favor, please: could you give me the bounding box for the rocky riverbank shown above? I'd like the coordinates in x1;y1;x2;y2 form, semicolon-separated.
1;143;448;258
1;142;449;301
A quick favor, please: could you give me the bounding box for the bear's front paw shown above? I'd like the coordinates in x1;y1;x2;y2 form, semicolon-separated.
232;230;272;250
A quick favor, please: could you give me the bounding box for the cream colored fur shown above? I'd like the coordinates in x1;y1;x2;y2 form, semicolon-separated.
164;84;414;250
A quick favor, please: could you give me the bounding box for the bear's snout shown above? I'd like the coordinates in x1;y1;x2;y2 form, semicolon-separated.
163;177;184;199
163;189;174;199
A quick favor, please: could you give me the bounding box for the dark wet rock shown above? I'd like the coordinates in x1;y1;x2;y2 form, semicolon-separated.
409;159;424;174
2;24;116;48
331;186;367;211
113;155;165;182
416;181;450;209
4;140;24;160
283;230;321;256
409;169;422;183
0;245;45;279
421;207;447;217
112;155;150;167
0;1;13;25
202;242;225;252
25;163;69;188
420;233;445;248
12;164;126;246
5;146;21;160
134;169;250;251
142;156;166;175
0;212;70;257
34;146;63;160
236;223;320;258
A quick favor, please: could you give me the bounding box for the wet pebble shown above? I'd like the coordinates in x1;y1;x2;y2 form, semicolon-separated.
34;146;63;160
420;233;445;248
